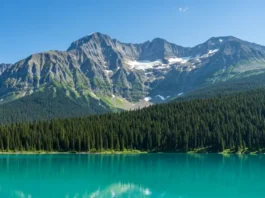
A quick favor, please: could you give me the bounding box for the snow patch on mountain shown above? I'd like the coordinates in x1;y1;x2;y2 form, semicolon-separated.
126;56;192;71
104;70;112;75
178;92;184;96
145;72;153;76
201;49;219;58
168;57;191;64
156;95;170;101
209;49;219;54
144;97;152;101
155;65;170;70
126;60;167;70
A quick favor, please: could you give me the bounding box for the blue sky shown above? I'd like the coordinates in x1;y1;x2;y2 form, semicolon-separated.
1;0;265;63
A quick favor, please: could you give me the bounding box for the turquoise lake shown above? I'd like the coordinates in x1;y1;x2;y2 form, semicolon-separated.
0;154;265;198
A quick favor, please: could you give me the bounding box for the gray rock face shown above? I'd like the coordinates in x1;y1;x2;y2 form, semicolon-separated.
1;32;265;105
0;63;12;75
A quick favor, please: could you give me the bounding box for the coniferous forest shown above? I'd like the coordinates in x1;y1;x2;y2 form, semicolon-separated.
1;88;265;153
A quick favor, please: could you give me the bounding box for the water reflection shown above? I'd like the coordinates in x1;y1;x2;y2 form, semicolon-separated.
88;183;151;198
0;154;264;197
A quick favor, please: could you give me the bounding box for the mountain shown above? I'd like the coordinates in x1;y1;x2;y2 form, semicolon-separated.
150;36;265;98
1;32;265;123
0;63;12;75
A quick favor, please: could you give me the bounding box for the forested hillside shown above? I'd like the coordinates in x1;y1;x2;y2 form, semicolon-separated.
0;88;112;124
1;88;265;153
176;71;265;101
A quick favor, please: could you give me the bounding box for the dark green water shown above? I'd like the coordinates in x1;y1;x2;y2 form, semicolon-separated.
0;154;265;198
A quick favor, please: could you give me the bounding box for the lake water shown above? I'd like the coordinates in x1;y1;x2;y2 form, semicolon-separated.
0;154;264;198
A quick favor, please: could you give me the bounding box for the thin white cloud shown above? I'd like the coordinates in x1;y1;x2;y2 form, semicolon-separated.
178;7;189;12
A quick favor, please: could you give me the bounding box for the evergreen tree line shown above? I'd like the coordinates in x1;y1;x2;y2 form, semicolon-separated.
1;89;265;153
0;88;110;124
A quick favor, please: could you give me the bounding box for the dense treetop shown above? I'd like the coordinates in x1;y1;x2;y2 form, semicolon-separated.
1;88;265;153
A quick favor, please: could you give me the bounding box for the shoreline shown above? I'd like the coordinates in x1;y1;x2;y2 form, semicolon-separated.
0;150;147;155
0;149;264;155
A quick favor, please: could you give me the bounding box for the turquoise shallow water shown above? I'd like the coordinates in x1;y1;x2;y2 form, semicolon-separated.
0;154;265;198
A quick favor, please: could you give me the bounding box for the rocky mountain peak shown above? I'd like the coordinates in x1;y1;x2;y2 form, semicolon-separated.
67;32;111;51
1;33;265;106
